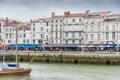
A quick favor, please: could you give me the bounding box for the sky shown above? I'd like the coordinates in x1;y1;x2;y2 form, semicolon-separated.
0;0;120;21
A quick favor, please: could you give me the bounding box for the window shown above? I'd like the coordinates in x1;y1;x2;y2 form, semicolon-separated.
106;25;109;32
85;20;88;24
52;40;54;43
112;32;115;40
46;29;48;33
0;35;1;40
72;40;75;43
79;32;82;37
55;32;58;39
91;20;94;24
60;32;62;38
56;20;58;23
46;22;48;26
46;35;48;41
33;34;35;38
23;29;26;32
85;25;88;31
60;20;62;23
33;23;35;27
72;18;75;22
91;25;94;32
38;40;43;44
112;24;115;31
10;28;11;32
0;28;1;33
33;28;35;31
33;40;35;44
66;19;68;23
51;25;54;31
38;40;41;44
20;34;22;38
41;27;43;31
41;34;43;38
8;40;11;43
72;32;75;38
65;40;68;43
23;39;25;43
85;34;88;40
106;32;109;40
23;34;26;38
98;34;101;40
40;22;42;24
56;40;58;43
51;20;54;23
60;40;62;43
98;25;101;32
79;18;82;22
9;34;12;39
6;34;8;38
65;32;68;37
27;39;29;43
55;25;58;31
6;28;8;32
91;34;94;40
79;40;81;43
60;25;62;31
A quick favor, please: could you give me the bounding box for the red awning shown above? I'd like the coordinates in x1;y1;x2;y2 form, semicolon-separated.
0;44;9;47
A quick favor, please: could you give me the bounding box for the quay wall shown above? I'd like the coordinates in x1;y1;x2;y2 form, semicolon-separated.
0;51;120;65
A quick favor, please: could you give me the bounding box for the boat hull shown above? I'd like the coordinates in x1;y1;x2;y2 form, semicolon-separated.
0;68;32;76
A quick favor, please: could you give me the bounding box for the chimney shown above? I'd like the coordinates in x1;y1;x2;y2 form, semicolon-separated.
86;10;90;14
30;19;33;23
51;12;55;18
12;20;17;24
6;17;9;26
64;11;70;16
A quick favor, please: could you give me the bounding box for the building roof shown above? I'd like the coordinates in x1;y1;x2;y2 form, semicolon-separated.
51;10;112;19
52;11;86;18
31;18;50;23
84;11;111;18
106;14;120;17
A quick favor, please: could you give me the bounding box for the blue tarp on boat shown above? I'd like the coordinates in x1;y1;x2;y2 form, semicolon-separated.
8;63;16;67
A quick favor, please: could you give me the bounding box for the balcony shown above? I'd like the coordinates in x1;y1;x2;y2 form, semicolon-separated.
64;37;83;40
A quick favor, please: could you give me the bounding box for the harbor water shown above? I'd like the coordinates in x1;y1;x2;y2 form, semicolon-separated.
0;63;120;80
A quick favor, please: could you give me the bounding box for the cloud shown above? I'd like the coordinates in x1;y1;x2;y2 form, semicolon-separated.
0;0;120;21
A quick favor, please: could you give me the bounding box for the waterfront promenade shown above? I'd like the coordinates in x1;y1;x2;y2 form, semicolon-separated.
0;51;120;57
0;51;120;65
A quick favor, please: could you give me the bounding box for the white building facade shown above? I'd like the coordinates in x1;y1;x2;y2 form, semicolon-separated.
31;18;50;44
0;10;120;47
49;10;120;46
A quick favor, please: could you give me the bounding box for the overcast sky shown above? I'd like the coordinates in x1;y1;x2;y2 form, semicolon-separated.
0;0;119;21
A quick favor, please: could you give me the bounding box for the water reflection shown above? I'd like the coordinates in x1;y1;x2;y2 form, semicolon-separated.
0;63;120;80
0;75;30;80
